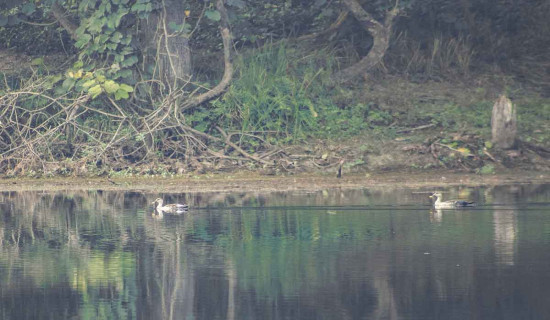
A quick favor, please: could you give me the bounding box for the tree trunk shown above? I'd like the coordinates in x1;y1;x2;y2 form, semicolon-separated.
179;0;234;112
491;95;517;149
143;0;192;87
50;2;78;40
331;0;399;84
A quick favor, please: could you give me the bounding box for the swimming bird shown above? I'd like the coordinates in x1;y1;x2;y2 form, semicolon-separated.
152;198;189;213
429;192;475;209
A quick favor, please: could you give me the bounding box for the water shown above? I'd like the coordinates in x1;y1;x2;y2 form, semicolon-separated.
1;184;550;320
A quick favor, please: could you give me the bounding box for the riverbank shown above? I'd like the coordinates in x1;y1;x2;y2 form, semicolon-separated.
1;50;548;180
0;170;546;193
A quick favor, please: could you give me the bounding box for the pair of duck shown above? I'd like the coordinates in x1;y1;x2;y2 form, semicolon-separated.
151;193;472;212
152;198;188;214
429;192;476;209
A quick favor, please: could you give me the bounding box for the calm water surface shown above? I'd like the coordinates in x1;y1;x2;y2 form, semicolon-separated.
1;184;550;320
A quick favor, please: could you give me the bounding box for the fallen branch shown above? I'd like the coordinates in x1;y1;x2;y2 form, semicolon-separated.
521;139;550;158
434;142;473;157
483;149;500;163
215;126;272;165
396;123;435;134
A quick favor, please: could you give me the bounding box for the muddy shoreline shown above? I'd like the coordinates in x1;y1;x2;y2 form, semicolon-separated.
0;170;547;193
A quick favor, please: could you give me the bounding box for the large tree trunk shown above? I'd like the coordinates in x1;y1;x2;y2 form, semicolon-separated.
143;0;192;87
331;0;399;84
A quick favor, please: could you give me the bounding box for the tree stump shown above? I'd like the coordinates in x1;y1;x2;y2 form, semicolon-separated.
491;95;517;149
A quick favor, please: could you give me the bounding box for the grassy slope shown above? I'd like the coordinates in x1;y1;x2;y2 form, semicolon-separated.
1;46;549;177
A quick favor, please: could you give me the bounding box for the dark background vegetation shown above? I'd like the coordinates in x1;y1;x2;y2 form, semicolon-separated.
0;0;549;177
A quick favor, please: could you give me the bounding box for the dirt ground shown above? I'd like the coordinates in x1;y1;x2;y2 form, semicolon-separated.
0;170;547;193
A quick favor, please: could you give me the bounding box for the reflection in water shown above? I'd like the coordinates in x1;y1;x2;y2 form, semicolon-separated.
0;185;549;319
430;208;443;222
492;186;518;266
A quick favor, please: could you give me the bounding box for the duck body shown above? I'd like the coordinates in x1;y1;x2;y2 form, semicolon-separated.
152;198;189;214
430;192;475;209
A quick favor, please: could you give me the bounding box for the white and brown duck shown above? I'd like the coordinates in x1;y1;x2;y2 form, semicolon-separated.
152;198;189;214
429;192;476;209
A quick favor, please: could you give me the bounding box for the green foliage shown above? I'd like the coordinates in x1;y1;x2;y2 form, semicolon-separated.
516;99;550;144
205;9;221;22
478;164;495;175
75;0;149;81
211;44;325;141
417;101;492;134
58;61;134;99
192;44;395;145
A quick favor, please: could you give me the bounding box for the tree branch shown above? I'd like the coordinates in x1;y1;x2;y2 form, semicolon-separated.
179;0;234;111
331;0;400;84
50;2;78;40
296;10;349;42
340;0;382;32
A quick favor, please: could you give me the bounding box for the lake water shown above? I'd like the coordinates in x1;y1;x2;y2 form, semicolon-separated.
1;184;549;320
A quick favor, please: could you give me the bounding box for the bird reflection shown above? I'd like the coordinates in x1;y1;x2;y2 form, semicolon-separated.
430;208;443;222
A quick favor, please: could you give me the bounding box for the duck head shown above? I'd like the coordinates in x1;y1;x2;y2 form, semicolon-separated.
429;192;442;200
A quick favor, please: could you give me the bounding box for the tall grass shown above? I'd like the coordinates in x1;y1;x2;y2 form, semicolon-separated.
204;42;399;146
211;43;336;142
389;33;475;77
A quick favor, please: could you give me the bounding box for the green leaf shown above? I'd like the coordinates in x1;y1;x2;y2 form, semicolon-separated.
31;57;44;66
88;17;106;33
79;0;95;12
62;78;76;90
121;35;132;45
103;80;120;94
116;69;133;79
479;164;495;175
114;89;129;100
121;55;138;67
110;31;123;43
168;21;181;32
98;34;110;44
205;10;221;22
112;9;128;28
88;85;103;99
21;3;36;16
119;83;134;93
82;80;96;88
47;75;63;85
0;15;8;27
227;0;245;8
131;3;147;12
75;34;92;48
7;15;19;26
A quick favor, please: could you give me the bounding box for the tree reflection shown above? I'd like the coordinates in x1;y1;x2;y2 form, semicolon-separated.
0;185;549;319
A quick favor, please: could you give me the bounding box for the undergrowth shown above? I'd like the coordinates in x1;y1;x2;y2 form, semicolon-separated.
192;43;395;148
188;41;549;155
1;40;549;177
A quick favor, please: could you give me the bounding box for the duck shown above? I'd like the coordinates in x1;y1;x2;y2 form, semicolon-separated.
152;198;189;213
429;192;475;209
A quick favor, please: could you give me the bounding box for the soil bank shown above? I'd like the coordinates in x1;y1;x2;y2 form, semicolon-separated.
0;170;547;194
